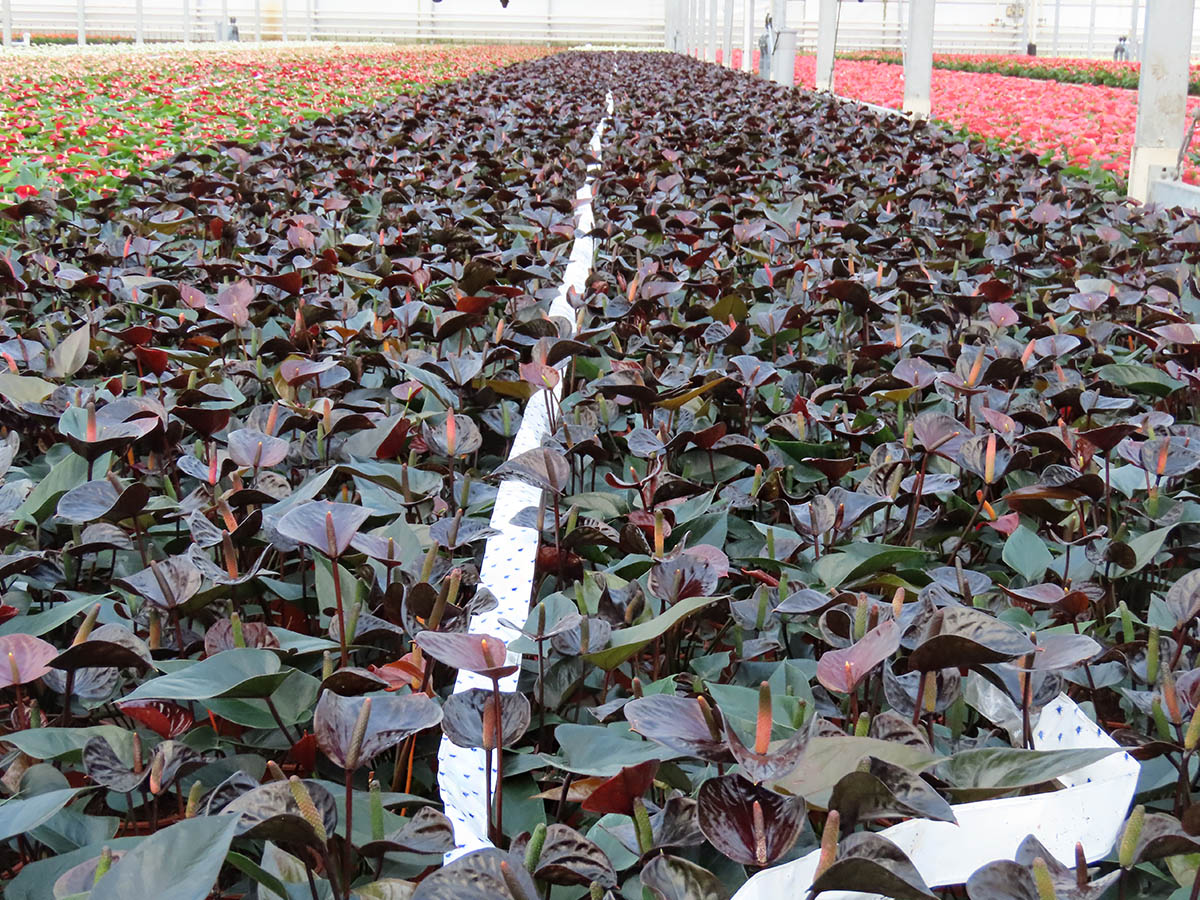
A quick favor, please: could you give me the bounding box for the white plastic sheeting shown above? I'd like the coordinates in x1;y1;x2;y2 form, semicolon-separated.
437;88;616;862
734;693;1139;900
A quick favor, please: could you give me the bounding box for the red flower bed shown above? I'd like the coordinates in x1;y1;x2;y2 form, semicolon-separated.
0;44;547;201
793;56;1200;185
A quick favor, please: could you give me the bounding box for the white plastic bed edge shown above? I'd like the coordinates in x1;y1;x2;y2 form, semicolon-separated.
733;693;1139;899
437;87;616;863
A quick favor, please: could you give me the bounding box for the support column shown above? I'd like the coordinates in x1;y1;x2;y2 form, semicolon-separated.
306;0;313;40
255;0;262;41
904;0;934;118
815;0;837;92
181;0;190;43
690;0;698;56
1129;0;1196;200
281;0;289;41
1128;0;1139;59
2;0;11;47
698;0;707;59
722;0;734;65
1051;0;1060;56
742;0;753;72
77;0;85;44
1086;0;1096;56
777;28;796;86
769;0;785;81
708;0;718;61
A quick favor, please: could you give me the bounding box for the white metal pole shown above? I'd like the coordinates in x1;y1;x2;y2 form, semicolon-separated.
281;0;289;41
698;0;706;58
1128;0;1139;59
220;0;228;39
2;0;11;47
722;0;734;64
1086;0;1096;56
1128;0;1196;199
306;0;313;40
742;0;753;71
255;0;262;41
904;0;934;117
1052;0;1060;55
770;0;785;81
815;0;837;91
777;28;796;85
77;0;85;44
689;0;698;55
705;0;715;60
181;0;189;44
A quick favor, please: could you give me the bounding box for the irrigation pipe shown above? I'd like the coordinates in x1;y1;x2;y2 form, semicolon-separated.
436;86;615;862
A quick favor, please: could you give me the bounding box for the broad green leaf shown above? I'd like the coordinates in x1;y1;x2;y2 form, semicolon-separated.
0;788;90;841
90;814;240;900
1002;525;1052;582
0;373;56;404
1116;526;1176;576
771;737;943;807
938;746;1121;800
1096;363;1185;397
814;544;927;589
550;723;679;776
0;594;98;636
585;596;717;670
123;648;291;701
17;451;107;524
48;323;90;378
2;725;133;761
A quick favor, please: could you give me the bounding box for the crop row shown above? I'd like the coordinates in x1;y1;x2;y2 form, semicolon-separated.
1;49;1200;900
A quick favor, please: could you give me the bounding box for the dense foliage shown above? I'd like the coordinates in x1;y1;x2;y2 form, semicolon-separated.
1;48;1200;900
0;44;547;203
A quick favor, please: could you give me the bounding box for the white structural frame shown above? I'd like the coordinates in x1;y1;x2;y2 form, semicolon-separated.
904;0;935;117
721;0;733;65
815;0;837;91
1130;0;1198;203
741;0;753;72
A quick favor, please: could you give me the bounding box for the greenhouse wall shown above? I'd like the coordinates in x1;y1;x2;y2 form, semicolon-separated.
1;0;1199;55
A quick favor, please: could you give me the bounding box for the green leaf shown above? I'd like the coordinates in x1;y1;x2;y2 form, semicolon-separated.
0;594;98;636
0;788;90;841
1116;526;1176;576
226;850;292;900
771;737;943;807
1097;363;1186;397
584;595;716;670
90;814;240;900
17;451;106;524
938;746;1121;800
813;544;927;589
123;648;292;701
2;725;134;761
48;323;91;378
0;373;56;404
1002;525;1052;582
550;723;680;776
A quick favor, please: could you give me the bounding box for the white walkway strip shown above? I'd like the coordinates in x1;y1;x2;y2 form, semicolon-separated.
734;694;1139;900
437;87;615;861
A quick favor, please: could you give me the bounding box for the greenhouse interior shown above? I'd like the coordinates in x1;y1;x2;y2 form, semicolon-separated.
1;1;1200;899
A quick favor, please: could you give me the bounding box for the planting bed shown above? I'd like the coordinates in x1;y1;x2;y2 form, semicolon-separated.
0;43;547;203
1;48;1200;900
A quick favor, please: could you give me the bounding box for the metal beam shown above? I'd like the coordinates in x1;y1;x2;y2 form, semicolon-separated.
1129;0;1196;200
904;0;934;118
77;0;85;44
815;0;837;92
